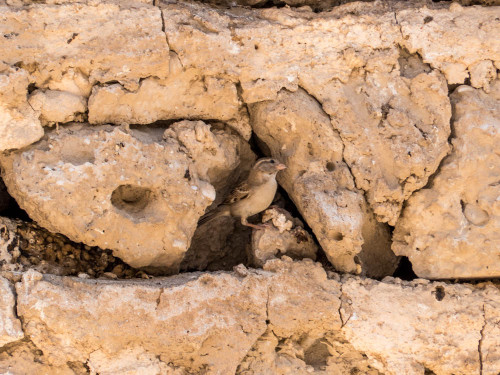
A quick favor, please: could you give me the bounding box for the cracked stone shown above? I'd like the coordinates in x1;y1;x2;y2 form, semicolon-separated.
0;121;247;271
250;88;397;277
0;276;24;347
393;82;500;279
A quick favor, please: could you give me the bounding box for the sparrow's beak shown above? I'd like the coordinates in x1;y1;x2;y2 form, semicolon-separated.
276;163;287;171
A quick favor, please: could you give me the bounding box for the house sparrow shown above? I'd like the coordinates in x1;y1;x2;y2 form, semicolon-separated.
198;157;286;230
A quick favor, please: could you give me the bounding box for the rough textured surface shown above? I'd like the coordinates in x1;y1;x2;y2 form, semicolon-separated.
0;67;43;151
88;69;252;140
249;208;317;267
0;122;239;271
8;259;499;374
28;89;87;125
0;2;169;90
250;88;397;276
393;82;500;279
341;276;499;375
0;216;141;280
397;4;500;87
318;69;452;225
0;276;23;346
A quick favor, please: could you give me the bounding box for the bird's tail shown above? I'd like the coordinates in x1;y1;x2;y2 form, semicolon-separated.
198;206;231;226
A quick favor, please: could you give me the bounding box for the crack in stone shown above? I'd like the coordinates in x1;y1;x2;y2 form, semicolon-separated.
478;304;486;375
155;288;165;311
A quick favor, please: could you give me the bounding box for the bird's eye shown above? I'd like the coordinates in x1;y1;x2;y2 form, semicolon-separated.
270;159;275;163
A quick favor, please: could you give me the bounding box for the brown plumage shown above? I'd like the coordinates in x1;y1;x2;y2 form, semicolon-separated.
198;157;286;230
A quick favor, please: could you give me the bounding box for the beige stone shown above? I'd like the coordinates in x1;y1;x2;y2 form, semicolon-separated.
306;69;452;225
12;259;500;373
397;5;500;86
0;122;246;271
0;2;169;91
341;277;499;375
28;89;87;125
250;89;397;276
88;69;251;139
393;83;500;279
0;68;43;151
0;276;23;346
249;208;317;267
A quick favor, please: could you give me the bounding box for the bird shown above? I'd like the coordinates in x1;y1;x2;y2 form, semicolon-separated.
198;157;286;230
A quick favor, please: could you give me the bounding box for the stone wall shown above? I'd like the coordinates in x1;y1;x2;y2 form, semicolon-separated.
0;0;498;373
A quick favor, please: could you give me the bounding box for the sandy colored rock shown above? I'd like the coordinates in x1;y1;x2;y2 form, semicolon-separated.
249;208;317;267
89;69;251;139
397;4;500;86
0;67;43;151
393;83;500;279
250;88;397;276
28;89;87;125
13;259;499;373
0;276;23;346
305;68;451;225
0;340;76;375
341;276;499;375
0;122;242;271
161;1;401;104
0;2;169;91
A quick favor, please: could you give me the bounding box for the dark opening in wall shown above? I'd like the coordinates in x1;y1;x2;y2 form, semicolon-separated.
393;256;418;281
0;173;31;222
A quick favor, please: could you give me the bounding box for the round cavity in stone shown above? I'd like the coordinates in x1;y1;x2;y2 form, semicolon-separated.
111;185;155;215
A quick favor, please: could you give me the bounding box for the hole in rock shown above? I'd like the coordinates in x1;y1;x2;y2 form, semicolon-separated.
326;162;336;171
304;338;330;369
333;232;344;241
398;47;431;79
392;256;417;281
111;185;155;215
434;286;446;301
0;174;31;221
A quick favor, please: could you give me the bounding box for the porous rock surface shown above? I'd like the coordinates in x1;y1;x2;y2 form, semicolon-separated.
0;276;23;347
251;88;397;277
0;121;249;271
1;259;497;374
393;82;500;279
249;207;318;267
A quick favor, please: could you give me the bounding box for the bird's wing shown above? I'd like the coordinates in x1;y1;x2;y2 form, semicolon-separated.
224;181;251;205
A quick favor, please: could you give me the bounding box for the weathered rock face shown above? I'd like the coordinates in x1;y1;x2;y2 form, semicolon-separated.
88;69;252;140
393;82;500;279
315;69;451;225
28;89;87;125
0;1;169;91
0;121;251;271
341;276;500;375
8;259;500;374
0;276;23;346
398;4;500;88
249;207;317;267
250;88;397;277
0;67;43;152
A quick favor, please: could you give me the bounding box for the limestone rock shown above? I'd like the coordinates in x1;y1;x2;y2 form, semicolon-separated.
341;277;499;375
28;89;87;125
0;122;244;271
397;4;500;86
0;340;75;375
250;88;397;277
307;69;451;225
249;208;317;267
0;67;43;151
13;259;499;373
88;69;251;139
0;276;23;346
393;83;500;279
0;2;169;91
